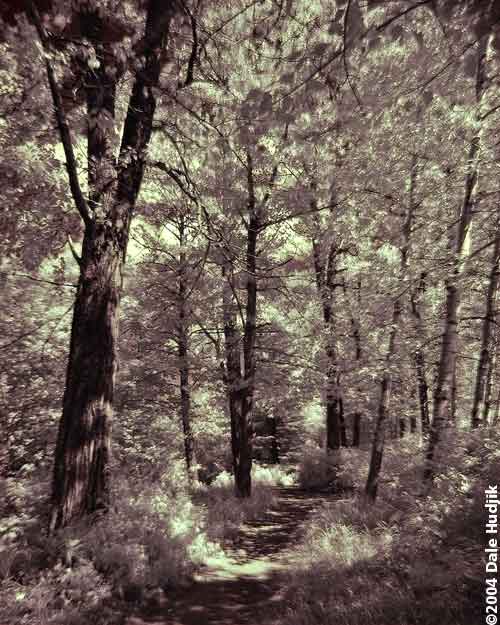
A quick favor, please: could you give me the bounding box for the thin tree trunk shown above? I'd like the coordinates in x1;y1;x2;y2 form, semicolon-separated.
352;412;361;447
178;223;194;477
483;323;500;424
365;299;401;502
425;34;490;484
339;392;348;447
349;278;363;445
411;272;430;436
266;416;280;464
471;227;500;427
450;362;458;423
400;416;406;438
492;388;500;427
311;204;342;454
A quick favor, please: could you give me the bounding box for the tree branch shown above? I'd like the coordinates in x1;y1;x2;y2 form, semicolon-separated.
27;2;92;227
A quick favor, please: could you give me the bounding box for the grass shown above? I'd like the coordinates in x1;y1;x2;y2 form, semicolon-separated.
282;432;495;625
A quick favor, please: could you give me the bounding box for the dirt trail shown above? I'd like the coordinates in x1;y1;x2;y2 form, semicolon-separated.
125;487;333;625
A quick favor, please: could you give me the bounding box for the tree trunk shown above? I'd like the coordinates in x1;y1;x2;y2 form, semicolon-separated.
365;300;401;502
450;361;458;423
415;348;430;434
349;279;363;446
471;227;500;427
266;415;280;464
352;412;361;447
43;1;175;530
339;393;348;447
411;272;430;436
492;388;500;427
177;230;194;477
311;203;342;455
50;223;123;530
222;152;264;498
424;34;490;484
222;263;251;497
483;324;500;424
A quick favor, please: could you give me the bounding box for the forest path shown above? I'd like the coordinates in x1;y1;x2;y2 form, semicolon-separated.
125;486;334;625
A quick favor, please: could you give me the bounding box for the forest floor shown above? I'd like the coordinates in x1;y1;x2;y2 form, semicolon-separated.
124;486;335;625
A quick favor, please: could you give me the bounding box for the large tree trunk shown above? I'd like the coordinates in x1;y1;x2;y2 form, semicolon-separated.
471;226;500;427
43;1;175;530
50;224;122;530
424;34;490;484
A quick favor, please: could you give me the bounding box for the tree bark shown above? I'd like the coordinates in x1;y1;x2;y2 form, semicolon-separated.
222;152;266;498
483;323;500;424
364;299;401;502
50;224;121;530
352;412;361;447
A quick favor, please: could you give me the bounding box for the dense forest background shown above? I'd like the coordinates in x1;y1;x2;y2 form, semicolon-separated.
1;1;500;624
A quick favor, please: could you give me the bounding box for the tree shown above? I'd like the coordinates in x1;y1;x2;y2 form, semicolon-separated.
16;0;183;530
424;33;491;485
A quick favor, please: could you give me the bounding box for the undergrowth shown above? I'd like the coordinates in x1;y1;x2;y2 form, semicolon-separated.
0;461;293;624
194;463;295;541
284;431;497;625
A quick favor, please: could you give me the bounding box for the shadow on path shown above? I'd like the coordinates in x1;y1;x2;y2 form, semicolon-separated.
125;487;335;625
